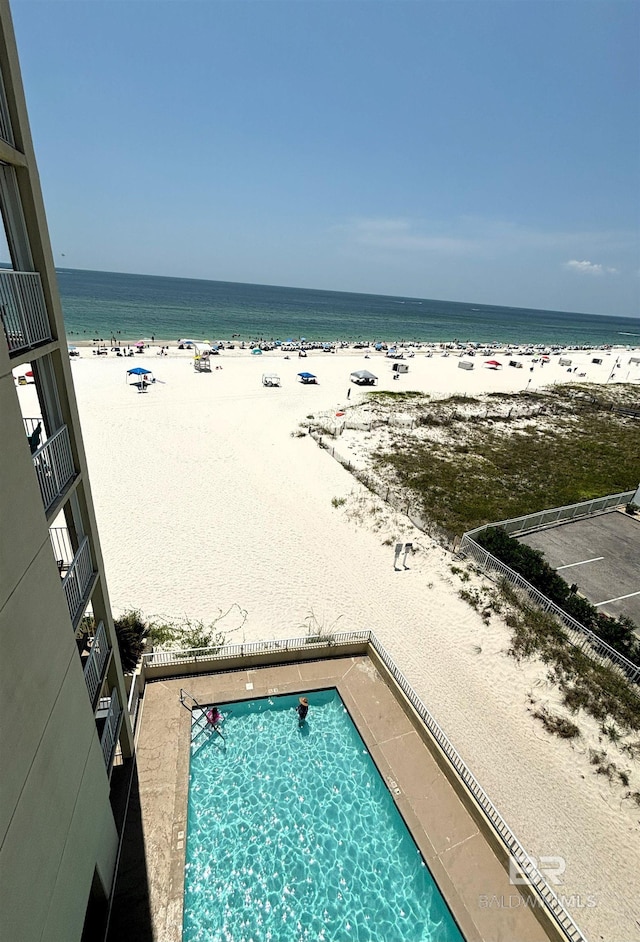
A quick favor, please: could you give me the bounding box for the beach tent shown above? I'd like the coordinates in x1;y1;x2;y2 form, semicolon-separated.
251;348;263;355
127;366;154;392
350;370;378;386
297;372;317;384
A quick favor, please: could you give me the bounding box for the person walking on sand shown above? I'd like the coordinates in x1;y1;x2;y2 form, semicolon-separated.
296;697;309;726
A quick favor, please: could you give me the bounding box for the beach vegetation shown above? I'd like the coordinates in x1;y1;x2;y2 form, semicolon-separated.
331;496;346;508
626;502;639;516
301;608;343;645
532;706;580;740
113;609;149;673
499;582;640;733
364;385;639;538
147;604;247;652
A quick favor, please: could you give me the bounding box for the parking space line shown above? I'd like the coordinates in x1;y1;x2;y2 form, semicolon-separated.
556;557;604;570
595;590;640;607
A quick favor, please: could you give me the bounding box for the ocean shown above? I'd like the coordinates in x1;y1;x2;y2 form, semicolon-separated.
56;267;640;347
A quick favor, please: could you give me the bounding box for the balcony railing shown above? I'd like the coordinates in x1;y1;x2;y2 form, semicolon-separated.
0;270;52;354
99;687;122;772
61;536;95;627
83;620;110;708
31;425;75;514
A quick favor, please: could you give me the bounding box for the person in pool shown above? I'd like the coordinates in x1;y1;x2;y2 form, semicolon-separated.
206;706;225;738
296;697;309;726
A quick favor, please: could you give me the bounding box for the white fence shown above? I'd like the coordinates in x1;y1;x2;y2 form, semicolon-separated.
464;490;635;541
458;536;640;684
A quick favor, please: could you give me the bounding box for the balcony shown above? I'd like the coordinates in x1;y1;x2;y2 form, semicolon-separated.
79;620;111;709
0;270;52;355
98;687;123;774
25;419;76;515
50;528;97;628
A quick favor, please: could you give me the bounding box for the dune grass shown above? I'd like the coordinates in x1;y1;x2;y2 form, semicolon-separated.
371;386;640;536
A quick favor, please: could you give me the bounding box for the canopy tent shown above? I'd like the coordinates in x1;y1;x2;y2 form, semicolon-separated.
127;366;154;391
297;371;317;384
350;370;378;386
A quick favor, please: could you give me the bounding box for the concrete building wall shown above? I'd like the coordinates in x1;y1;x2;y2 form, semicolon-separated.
0;3;130;939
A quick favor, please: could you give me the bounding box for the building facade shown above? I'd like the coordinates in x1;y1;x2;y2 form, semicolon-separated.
0;3;133;939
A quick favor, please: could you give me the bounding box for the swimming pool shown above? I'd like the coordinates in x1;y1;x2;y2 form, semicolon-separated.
184;689;464;942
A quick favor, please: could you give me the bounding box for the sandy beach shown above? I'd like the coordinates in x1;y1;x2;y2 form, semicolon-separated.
17;344;640;940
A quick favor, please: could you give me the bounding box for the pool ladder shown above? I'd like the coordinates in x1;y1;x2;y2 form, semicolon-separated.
180;688;210;741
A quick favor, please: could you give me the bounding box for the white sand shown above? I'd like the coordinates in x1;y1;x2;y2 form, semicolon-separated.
21;345;640;940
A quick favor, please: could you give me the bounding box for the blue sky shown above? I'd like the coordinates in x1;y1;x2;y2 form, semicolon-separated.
9;0;640;316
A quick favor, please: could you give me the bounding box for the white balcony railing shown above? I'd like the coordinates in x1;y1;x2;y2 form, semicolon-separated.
0;270;52;354
32;425;75;514
61;536;94;626
83;621;110;707
99;687;122;771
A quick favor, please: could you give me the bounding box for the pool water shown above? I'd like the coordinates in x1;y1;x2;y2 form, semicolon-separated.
183;689;464;942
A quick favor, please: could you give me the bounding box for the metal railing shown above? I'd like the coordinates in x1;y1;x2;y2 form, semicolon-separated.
83;620;110;707
23;416;41;437
458;536;640;684
0;270;51;354
142;630;371;668
49;526;74;568
61;536;94;626
365;633;586;942
32;425;75;514
464;490;635;541
141;630;585;941
100;687;122;771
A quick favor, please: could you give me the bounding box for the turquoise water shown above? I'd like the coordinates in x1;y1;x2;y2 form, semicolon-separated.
47;266;640;346
183;690;464;942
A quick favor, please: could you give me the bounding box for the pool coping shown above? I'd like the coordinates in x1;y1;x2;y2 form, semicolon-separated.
118;655;572;942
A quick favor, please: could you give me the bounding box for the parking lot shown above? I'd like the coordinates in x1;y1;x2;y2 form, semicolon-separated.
518;511;640;626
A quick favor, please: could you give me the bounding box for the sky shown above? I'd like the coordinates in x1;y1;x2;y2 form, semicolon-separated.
7;0;640;316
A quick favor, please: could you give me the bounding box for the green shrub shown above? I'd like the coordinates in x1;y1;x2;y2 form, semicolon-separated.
114;609;149;673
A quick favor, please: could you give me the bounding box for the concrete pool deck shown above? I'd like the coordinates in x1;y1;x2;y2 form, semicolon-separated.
110;655;575;942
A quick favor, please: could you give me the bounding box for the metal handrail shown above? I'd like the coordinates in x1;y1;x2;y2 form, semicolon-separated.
142;630;370;667
61;536;94;625
32;425;75;513
83;621;109;706
0;270;51;354
459;536;640;684
100;687;122;770
366;633;586;942
463;491;635;541
142;630;585;940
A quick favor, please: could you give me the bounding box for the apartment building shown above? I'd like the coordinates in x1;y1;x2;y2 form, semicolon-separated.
0;3;134;939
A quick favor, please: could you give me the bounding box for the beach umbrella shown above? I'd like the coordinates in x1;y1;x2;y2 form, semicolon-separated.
25;370;33;377
135;340;145;347
484;359;502;369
